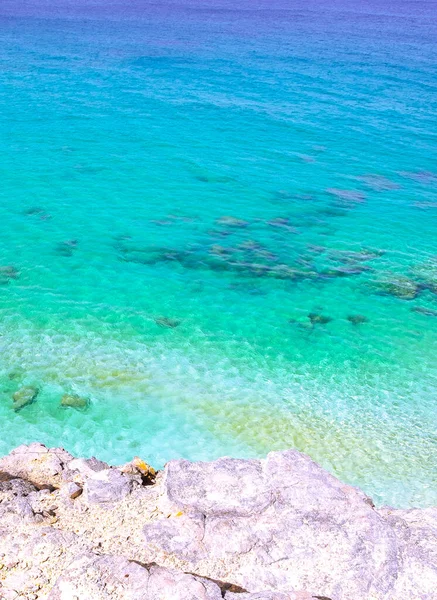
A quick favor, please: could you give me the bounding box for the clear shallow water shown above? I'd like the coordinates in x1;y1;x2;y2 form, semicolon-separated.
0;0;436;507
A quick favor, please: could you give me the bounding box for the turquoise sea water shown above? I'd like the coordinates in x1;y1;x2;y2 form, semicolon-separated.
0;0;436;506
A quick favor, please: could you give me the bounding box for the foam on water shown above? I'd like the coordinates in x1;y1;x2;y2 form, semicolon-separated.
0;0;436;507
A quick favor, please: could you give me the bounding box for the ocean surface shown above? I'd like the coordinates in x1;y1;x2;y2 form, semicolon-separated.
0;0;436;507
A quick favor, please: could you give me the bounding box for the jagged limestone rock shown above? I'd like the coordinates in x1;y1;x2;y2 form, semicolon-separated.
83;469;133;504
1;443;436;599
0;443;73;488
47;554;224;600
143;450;437;599
61;481;83;499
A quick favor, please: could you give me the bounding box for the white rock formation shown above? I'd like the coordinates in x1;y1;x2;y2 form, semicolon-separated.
0;444;436;599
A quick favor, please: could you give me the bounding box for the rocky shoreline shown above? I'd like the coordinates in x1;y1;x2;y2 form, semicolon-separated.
0;444;436;599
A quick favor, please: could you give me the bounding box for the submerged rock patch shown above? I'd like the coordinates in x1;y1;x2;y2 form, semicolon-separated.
55;240;78;257
410;258;437;295
308;312;333;325
60;394;89;410
23;206;51;220
216;216;249;228
375;275;419;300
411;306;437;317
0;265;19;284
326;188;366;203
357;174;401;191
12;386;39;411
155;317;181;328
347;314;369;325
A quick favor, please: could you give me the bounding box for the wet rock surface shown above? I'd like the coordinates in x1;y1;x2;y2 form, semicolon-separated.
0;443;435;599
